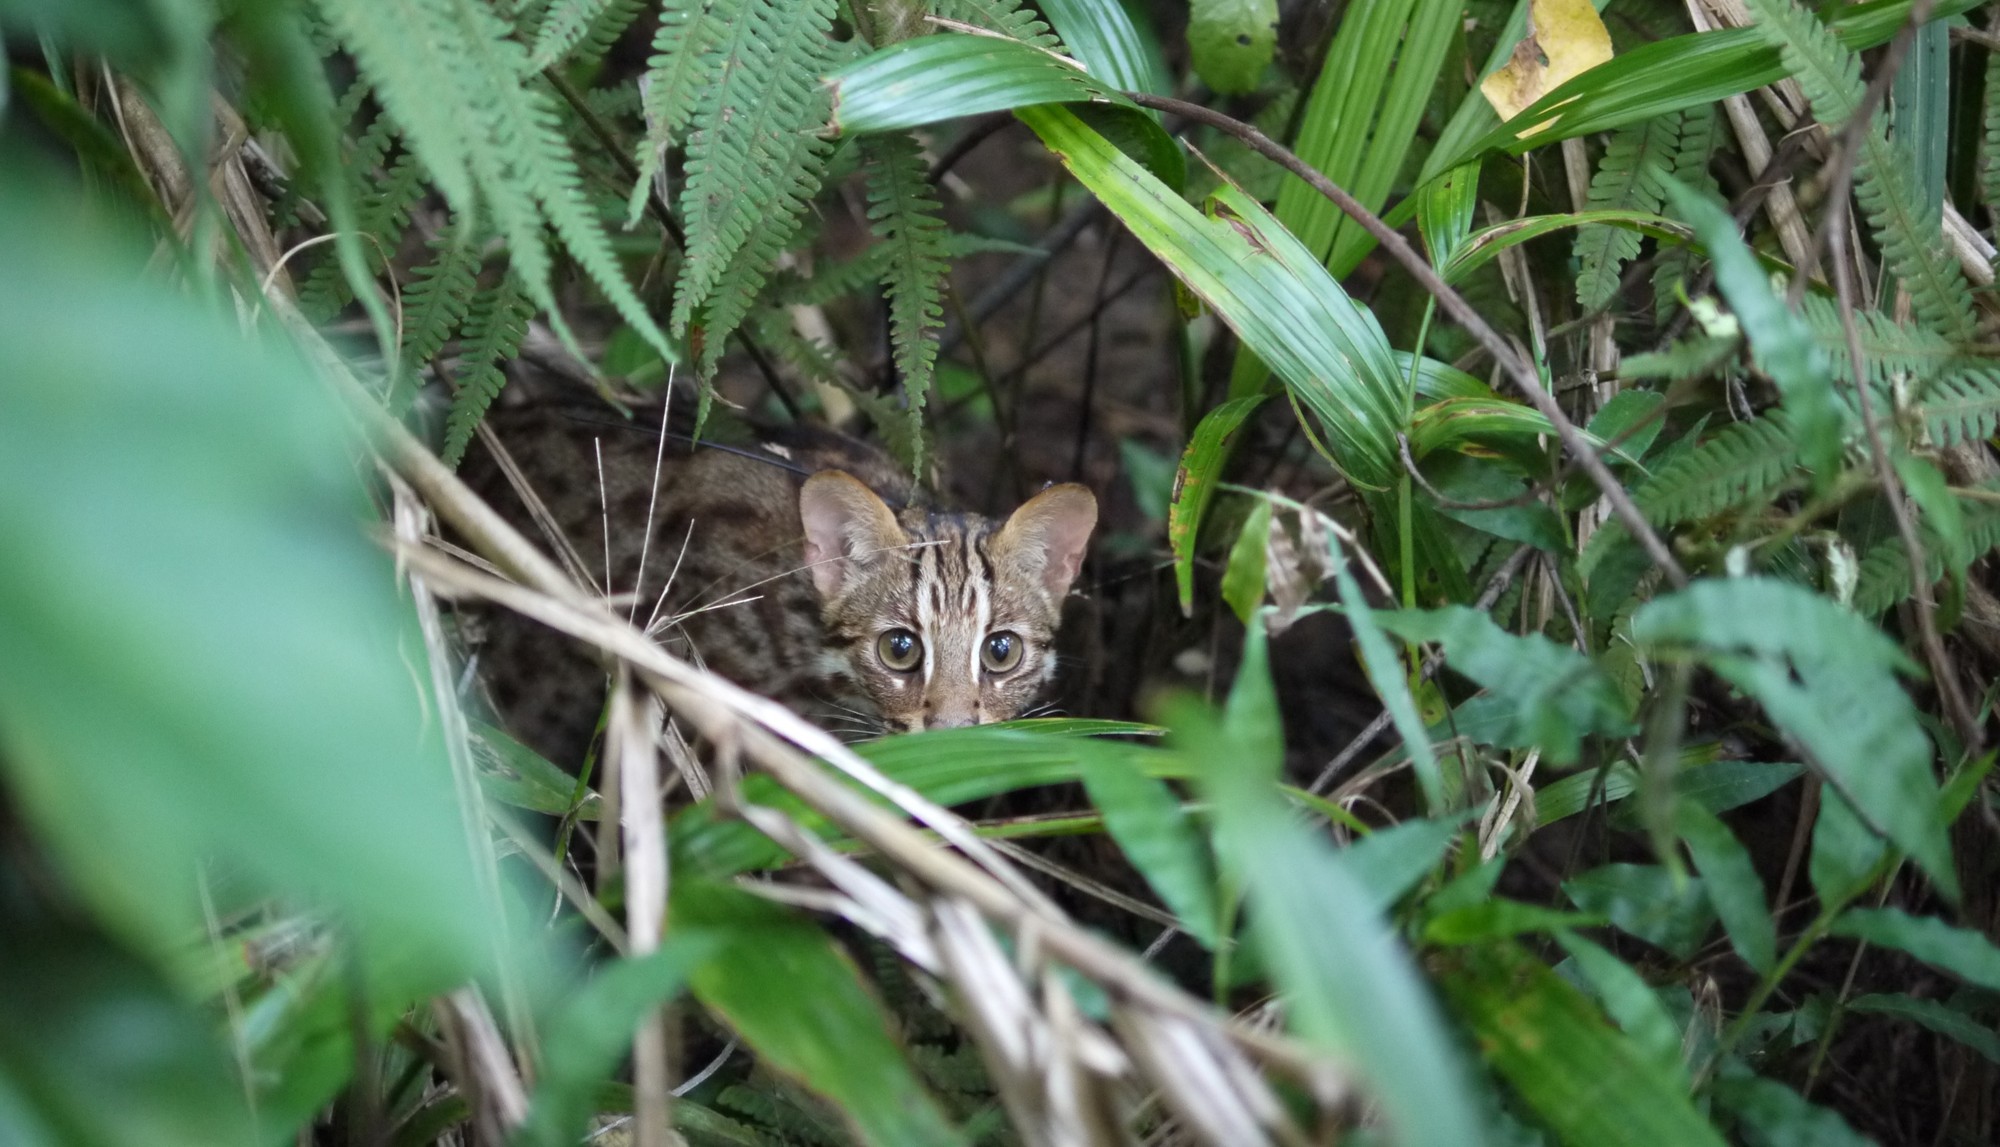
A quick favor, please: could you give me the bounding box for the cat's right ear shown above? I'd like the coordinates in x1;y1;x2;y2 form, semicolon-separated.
799;471;907;599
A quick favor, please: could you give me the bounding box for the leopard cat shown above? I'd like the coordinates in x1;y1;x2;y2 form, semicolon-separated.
461;399;1097;765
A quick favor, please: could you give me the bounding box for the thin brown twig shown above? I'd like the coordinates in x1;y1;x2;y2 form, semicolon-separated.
1123;92;1688;590
1829;209;1983;752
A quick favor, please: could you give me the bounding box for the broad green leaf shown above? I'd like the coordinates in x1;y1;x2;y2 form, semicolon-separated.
1078;754;1222;948
1832;909;2000;992
0;904;255;1147
1809;786;1886;906
1017;105;1405;489
1654;760;1804;818
672;720;1162;876
1285;0;1461;275
1847;993;2000;1064
1374;606;1633;765
1438;941;1727;1147
1634;578;1955;899
826;32;1184;186
1555;932;1685;1077
1169;394;1267;614
1188;641;1483;1147
1038;0;1170;97
472;718;601;819
1541;757;1801;828
1439;209;1692;286
1564;864;1717;961
0;175;494;982
1675;803;1776;975
1434;0;1984;170
1341;814;1468;913
675;879;965;1146
1661;178;1843;479
1185;0;1275;94
1417;453;1568;553
1416;162;1479;268
1424;901;1603;945
1320;522;1444;808
1220;498;1272;624
1406;395;1577;460
1894;452;1967;575
1588;389;1669;464
1712;1075;1876;1147
517;938;719;1147
1536;762;1639;825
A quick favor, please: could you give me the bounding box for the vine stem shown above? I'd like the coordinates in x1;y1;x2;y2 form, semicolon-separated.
1123;91;1689;590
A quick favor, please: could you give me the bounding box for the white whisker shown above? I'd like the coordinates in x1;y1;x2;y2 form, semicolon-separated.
685;538;946;613
627;373;674;624
643;518;698;636
593;437;611;601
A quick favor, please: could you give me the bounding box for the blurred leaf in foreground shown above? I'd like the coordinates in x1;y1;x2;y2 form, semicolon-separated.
0;168;497;983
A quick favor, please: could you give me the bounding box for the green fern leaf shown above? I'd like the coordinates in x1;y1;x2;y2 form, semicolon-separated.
1853;493;2000;617
1918;367;2000;448
1744;0;1977;343
442;275;537;468
298;148;427;321
626;0;742;226
670;0;838;347
1575;113;1679;310
861;132;949;471
1635;412;1801;525
1651;104;1719;319
400;232;483;370
934;0;1059;48
690;126;832;374
1985;40;2000;212
1798;294;1957;386
319;0;671;361
528;0;646;70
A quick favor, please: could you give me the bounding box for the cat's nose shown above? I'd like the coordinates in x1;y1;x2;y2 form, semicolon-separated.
925;706;979;730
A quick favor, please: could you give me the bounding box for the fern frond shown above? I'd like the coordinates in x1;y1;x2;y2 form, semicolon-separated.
862;132;949;471
528;0;646;71
626;0;742;225
1853;495;2000;617
1575;113;1678;310
689;125;831;373
319;0;670;359
934;0;1059;48
1744;0;1977;343
401;231;483;370
1918;367;2000;448
298;148;427;321
749;311;849;390
1652;104;1719;320
1635;413;1801;525
670;0;838;346
1985;42;2000;212
443;276;536;468
1798;294;1957;385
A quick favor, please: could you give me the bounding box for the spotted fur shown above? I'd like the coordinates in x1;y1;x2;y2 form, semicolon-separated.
466;408;1095;754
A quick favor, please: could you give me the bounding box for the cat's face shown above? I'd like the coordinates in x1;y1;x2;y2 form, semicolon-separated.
799;472;1097;732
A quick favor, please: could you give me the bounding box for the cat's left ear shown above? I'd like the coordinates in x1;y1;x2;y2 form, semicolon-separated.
996;483;1097;601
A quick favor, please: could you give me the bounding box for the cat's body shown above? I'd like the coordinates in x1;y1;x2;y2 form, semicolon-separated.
462;403;1096;762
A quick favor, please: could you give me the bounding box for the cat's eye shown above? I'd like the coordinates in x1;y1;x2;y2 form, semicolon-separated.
981;631;1023;673
877;628;922;672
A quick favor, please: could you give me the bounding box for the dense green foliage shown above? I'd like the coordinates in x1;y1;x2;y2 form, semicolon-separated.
4;1;2000;1145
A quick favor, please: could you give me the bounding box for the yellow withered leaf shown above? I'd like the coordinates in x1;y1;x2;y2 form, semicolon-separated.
1478;0;1613;132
